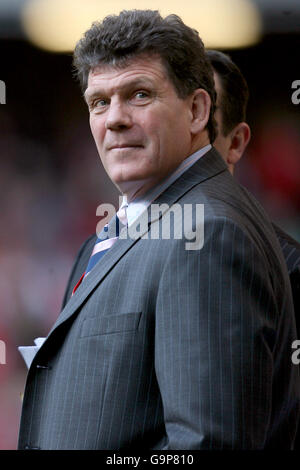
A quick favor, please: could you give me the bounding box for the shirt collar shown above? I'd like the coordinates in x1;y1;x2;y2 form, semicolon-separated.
120;144;211;226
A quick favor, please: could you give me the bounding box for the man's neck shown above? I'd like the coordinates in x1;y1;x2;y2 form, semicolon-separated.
122;141;211;203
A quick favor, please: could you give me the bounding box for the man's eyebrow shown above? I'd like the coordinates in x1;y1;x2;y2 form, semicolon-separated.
84;89;99;103
84;77;155;103
84;88;101;103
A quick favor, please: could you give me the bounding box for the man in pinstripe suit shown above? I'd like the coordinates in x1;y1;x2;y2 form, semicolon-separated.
18;10;299;449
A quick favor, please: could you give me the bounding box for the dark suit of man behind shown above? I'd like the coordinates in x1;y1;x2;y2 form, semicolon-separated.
275;225;300;332
18;10;299;449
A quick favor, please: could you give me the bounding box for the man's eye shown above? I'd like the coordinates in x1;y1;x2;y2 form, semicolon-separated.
94;99;108;108
135;91;149;99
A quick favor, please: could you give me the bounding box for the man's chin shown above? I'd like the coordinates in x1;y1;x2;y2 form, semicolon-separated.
113;176;156;201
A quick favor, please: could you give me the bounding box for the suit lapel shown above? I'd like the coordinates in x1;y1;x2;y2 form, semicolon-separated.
48;221;138;333
48;148;227;335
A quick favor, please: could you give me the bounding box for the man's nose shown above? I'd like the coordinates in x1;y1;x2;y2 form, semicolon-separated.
105;100;132;130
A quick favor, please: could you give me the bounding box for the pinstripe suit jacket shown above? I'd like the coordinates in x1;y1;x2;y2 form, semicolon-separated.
18;148;300;449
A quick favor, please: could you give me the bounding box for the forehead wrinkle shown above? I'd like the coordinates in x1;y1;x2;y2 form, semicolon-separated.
85;58;169;103
85;75;161;104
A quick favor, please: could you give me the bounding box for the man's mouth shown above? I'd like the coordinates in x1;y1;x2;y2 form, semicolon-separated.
109;144;143;150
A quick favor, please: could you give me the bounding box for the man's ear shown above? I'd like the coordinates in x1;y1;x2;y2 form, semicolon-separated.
227;122;251;166
189;89;211;135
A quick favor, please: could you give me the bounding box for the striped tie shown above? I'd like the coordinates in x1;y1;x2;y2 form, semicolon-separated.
72;205;127;295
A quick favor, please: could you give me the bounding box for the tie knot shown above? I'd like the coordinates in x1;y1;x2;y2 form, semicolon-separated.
117;204;128;226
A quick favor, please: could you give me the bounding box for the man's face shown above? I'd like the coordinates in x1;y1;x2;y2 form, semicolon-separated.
213;72;232;158
85;55;194;195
